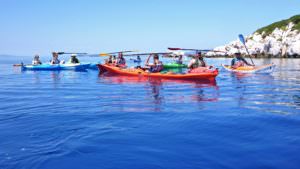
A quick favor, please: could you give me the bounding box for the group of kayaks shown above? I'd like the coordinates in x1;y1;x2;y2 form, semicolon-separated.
17;49;276;82
18;60;276;82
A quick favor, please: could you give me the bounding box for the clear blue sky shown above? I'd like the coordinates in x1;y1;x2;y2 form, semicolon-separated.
0;0;299;55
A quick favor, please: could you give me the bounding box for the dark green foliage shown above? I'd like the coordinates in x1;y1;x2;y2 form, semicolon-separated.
256;15;300;36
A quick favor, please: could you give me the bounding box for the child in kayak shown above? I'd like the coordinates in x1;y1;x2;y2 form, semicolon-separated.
145;54;164;73
188;52;206;69
68;54;80;64
32;55;42;65
231;52;254;69
50;52;61;64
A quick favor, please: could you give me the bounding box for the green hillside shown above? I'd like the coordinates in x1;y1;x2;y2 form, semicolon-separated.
256;15;300;35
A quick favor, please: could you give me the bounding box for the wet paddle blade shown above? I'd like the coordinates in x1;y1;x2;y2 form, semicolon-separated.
238;34;246;45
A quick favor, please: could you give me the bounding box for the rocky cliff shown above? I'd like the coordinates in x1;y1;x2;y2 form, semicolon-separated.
207;15;300;57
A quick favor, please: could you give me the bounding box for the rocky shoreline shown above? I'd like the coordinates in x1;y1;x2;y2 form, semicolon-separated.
206;15;300;58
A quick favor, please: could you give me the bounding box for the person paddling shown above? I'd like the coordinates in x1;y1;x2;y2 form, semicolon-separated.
32;54;42;65
188;52;207;69
231;52;254;69
50;52;60;64
145;54;163;73
68;54;80;64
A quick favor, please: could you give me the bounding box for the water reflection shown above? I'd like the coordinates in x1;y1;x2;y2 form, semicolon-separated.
98;73;219;105
20;70;87;86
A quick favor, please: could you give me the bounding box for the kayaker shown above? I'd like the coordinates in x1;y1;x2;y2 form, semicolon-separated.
32;54;42;65
68;54;80;64
176;55;183;64
112;55;117;64
50;52;61;64
106;55;113;64
145;54;163;73
188;52;206;69
231;52;254;69
136;55;141;62
115;52;126;67
132;55;142;68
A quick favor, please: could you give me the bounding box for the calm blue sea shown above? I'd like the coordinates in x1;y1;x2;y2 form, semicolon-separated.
0;55;300;169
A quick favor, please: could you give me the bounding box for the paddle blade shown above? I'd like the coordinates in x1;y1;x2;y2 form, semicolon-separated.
238;34;246;45
99;53;110;56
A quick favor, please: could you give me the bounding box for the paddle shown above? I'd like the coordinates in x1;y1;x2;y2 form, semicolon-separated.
238;34;255;66
97;50;139;57
57;52;88;55
168;47;226;53
123;52;171;56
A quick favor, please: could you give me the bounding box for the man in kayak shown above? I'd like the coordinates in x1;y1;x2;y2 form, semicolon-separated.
188;52;207;69
32;54;42;65
68;54;80;64
231;52;254;69
145;54;164;73
115;53;126;68
50;52;61;64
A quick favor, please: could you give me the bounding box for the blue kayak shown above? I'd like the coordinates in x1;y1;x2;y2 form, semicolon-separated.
21;63;90;71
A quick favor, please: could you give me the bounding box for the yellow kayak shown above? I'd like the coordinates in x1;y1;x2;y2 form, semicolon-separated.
222;63;275;73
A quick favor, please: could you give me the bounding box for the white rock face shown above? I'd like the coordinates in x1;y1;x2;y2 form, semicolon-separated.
207;22;300;57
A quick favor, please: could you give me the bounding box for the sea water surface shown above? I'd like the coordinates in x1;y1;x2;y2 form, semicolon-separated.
0;55;300;169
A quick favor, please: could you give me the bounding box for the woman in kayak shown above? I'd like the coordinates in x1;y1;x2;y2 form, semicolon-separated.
115;53;126;67
68;54;80;64
145;54;164;73
188;52;206;69
50;52;61;64
231;52;253;69
32;55;42;65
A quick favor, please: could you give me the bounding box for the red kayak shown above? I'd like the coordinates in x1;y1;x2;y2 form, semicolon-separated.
97;64;218;81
